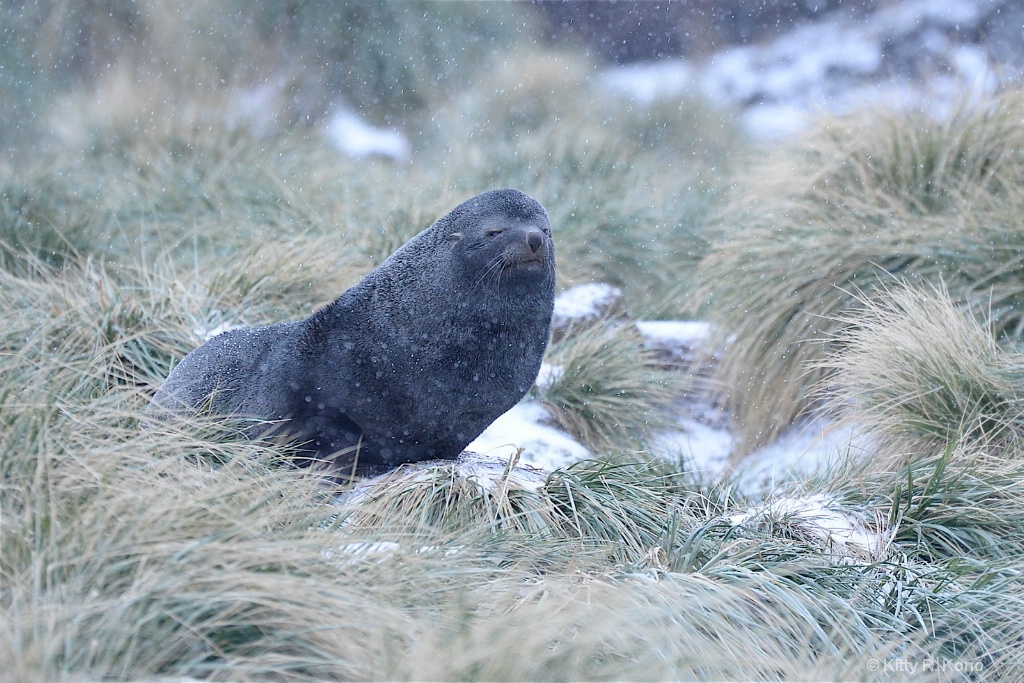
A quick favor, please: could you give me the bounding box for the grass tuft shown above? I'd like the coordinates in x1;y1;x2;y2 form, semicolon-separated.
822;281;1024;459
692;87;1024;453
816;282;1024;564
535;322;687;453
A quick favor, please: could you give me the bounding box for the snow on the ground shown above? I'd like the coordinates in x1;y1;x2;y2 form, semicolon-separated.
327;540;466;564
876;0;983;32
649;412;866;494
729;493;891;560
652;416;733;475
534;362;564;390
737;421;872;494
635;320;711;347
635;320;715;364
452;451;550;493
601;60;695;104
551;283;622;328
325;541;401;563
599;0;1009;140
324;110;410;161
701;21;883;107
463;308;865;497
466;401;590;472
465;391;861;498
338;449;550;513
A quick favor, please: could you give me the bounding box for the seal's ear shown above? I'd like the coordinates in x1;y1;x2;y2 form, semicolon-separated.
446;232;463;245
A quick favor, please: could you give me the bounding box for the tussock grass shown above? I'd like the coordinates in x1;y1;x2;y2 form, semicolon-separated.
817;282;1024;563
331;448;1024;680
461;128;714;301
2;406;397;680
693;87;1024;453
1;125;362;274
536;323;687;452
391;568;932;682
339;458;680;566
7;14;1024;674
8;375;1024;681
0;240;364;400
6;246;1020;679
823;282;1024;459
832;441;1024;564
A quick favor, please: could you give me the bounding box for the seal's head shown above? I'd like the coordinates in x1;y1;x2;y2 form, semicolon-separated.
441;189;555;288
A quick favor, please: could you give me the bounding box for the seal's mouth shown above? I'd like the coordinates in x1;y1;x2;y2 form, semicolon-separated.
502;254;548;274
519;257;547;269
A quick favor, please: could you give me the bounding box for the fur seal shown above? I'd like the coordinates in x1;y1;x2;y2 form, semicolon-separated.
148;189;556;478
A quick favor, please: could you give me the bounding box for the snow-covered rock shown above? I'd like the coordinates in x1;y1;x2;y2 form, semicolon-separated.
635;320;714;368
337;449;551;509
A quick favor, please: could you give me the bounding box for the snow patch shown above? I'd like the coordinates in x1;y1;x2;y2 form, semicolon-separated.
599;61;695;104
553;283;622;324
650;414;870;496
737;421;871;495
535;362;565;390
325;541;401;564
327;541;466;564
325;110;410;161
874;0;982;34
703;22;882;107
635;320;711;347
598;0;1005;141
468;401;591;471
652;416;734;476
729;493;890;560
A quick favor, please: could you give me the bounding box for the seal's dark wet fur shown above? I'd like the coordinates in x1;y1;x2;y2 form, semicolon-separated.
148;189;556;478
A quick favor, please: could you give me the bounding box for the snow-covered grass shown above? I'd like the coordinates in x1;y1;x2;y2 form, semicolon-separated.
728;493;891;562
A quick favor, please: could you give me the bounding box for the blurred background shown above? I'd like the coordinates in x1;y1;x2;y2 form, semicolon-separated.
2;0;1022;164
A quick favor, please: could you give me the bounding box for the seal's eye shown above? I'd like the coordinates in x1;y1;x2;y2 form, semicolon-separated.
485;228;504;239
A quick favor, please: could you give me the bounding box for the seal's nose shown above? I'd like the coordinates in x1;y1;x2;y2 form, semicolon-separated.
526;230;544;255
